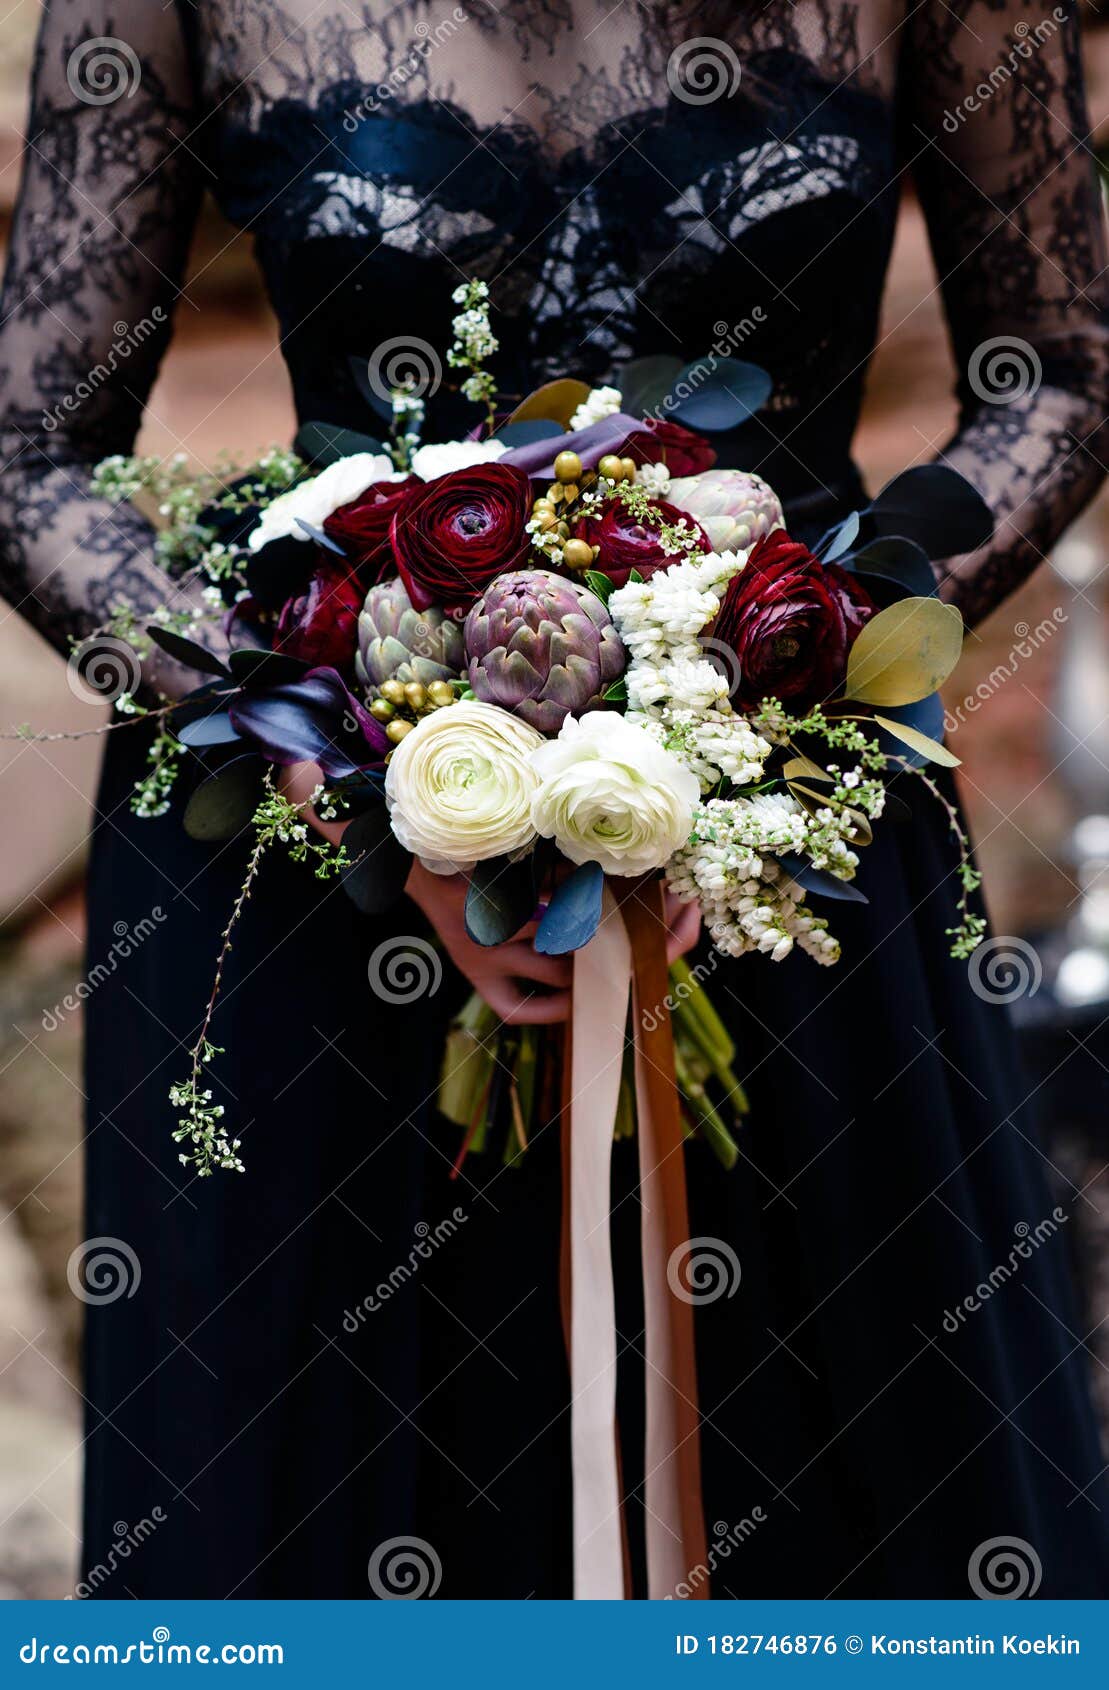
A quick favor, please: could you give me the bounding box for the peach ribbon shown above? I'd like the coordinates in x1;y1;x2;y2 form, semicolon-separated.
561;877;708;1600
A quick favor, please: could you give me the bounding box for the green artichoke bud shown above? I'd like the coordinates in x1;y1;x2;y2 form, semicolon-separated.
666;469;783;554
356;577;465;691
464;568;625;735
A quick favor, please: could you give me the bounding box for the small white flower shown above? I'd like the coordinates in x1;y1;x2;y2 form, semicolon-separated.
568;385;623;432
409;437;508;480
636;461;672;497
247;452;398;551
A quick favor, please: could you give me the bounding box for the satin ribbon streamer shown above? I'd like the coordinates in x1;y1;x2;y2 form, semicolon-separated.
561;876;709;1600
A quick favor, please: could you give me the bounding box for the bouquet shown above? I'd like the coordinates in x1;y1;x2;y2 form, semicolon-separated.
48;281;994;1596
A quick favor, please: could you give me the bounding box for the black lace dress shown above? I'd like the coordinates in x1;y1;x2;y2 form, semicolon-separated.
2;0;1108;1598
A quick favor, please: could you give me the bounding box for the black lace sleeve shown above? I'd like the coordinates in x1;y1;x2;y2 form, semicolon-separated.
904;0;1109;626
0;0;204;682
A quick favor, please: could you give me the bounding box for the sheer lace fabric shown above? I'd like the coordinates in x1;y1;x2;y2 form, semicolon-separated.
1;0;1106;656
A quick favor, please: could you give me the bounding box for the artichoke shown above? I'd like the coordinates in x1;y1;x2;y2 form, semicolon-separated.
356;576;465;691
464;569;625;735
666;468;783;554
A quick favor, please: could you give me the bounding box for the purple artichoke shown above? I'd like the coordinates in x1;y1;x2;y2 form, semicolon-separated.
464;569;625;735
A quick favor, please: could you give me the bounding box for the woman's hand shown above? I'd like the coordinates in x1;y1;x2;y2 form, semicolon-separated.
280;760;702;1024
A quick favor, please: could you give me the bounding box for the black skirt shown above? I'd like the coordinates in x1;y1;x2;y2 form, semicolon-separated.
81;719;1109;1598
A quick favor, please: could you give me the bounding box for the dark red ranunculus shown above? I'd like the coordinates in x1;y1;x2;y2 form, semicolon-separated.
275;558;364;673
712;530;877;710
619;418;717;477
572;498;711;587
323;474;421;576
390;462;532;611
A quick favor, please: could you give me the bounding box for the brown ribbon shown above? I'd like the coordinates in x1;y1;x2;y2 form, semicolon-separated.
559;875;709;1599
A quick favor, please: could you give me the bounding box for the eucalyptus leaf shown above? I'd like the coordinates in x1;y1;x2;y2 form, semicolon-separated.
147;625;230;679
844;597;964;706
176;709;242;749
782;754;833;784
618;354;683;419
183;755;265;842
294;518;347;555
464;855;537;947
667;358;772;432
874;712;961;768
867;465;994;559
847;535;938;599
535;862;604;955
506;379;591;428
340;805;412;915
817;510;860;563
493;419;565;447
777;851;868;904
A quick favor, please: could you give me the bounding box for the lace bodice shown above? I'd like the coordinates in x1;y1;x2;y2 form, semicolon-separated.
1;0;1106;661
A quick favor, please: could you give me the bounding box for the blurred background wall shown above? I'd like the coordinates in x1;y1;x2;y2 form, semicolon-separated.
0;1;1107;1596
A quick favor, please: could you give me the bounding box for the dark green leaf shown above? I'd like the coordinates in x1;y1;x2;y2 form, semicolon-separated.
294;420;385;467
667;358;772;431
147;625;230;678
294;519;346;555
464;854;537;947
778;851;868;903
846;535;938;599
227;648;311;688
340;805;412;915
817;510;860;563
177;709;241;749
535;861;604;954
183;755;265;842
584;570;614;604
867;466;994;559
493;419;565;447
618;354;683;419
602;677;628;703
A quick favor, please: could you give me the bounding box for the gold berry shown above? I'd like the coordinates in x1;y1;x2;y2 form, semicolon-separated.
597;454;623;481
553;450;583;484
380;678;407;706
619;457;638;482
370;698;395;723
562;538;594;571
404;681;427;712
386;719;414;745
427;680;455;707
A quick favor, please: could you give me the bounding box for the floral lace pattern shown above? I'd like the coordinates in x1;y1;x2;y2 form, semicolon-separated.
0;0;1106;658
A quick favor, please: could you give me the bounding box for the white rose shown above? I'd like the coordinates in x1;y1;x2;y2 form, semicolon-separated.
247;452;398;552
410;438;508;481
385;700;544;874
529;713;700;878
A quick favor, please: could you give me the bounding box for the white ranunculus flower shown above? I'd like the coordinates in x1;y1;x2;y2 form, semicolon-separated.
529;713;700;878
247;452;399;551
409;438;508;481
385;700;544;874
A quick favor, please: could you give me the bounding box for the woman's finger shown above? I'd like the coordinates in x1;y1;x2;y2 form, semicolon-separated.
487;943;572;987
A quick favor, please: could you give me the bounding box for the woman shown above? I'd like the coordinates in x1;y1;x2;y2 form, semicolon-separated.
1;0;1107;1598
